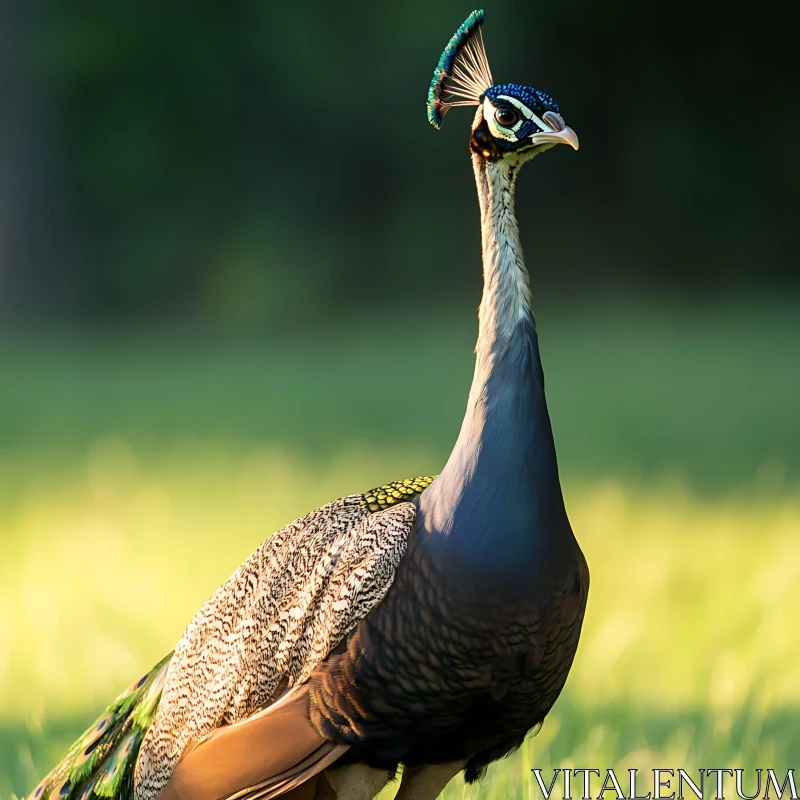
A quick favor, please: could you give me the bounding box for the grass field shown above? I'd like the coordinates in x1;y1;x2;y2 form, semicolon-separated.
1;299;798;797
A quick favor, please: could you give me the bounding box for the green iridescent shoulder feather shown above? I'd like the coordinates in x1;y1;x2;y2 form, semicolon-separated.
361;476;436;512
29;653;173;800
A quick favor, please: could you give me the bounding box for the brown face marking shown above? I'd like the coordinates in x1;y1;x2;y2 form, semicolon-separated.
470;117;504;161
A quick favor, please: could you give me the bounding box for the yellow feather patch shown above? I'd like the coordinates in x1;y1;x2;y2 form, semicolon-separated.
360;476;436;511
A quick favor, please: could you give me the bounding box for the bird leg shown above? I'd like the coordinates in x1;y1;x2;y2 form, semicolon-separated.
321;763;393;799
394;761;466;800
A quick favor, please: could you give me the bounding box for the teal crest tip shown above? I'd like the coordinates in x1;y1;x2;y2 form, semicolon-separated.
427;10;492;129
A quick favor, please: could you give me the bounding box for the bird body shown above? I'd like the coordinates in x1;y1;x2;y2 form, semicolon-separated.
31;11;588;800
308;150;588;783
311;520;587;783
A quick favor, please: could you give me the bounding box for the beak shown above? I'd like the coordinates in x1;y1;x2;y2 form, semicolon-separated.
529;126;579;151
532;111;579;151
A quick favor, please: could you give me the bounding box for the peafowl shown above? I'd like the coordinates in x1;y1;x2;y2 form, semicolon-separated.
30;11;588;800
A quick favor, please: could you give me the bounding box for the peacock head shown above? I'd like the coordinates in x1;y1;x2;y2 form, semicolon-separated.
427;10;579;162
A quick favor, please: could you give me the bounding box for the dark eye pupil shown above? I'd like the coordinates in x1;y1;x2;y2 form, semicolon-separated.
496;107;517;126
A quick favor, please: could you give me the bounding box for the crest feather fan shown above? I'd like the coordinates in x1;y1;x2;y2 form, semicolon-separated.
427;9;493;129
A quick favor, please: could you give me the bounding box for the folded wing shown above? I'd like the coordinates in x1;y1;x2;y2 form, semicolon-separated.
134;497;416;800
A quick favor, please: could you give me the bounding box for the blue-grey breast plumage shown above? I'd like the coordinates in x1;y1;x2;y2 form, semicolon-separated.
30;11;588;800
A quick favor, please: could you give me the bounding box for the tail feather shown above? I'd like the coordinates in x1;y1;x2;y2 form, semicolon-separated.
29;653;173;800
158;684;349;800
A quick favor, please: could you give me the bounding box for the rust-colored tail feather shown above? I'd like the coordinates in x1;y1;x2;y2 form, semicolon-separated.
158;685;348;800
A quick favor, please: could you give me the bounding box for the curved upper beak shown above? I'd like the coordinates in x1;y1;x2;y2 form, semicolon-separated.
531;125;579;151
532;110;579;151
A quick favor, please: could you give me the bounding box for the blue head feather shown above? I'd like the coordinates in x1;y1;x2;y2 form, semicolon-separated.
485;84;560;116
427;10;488;129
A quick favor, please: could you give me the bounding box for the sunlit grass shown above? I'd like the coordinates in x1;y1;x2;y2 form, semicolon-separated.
2;446;798;796
1;303;798;797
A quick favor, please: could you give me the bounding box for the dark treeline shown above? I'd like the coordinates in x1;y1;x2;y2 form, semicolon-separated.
1;1;797;322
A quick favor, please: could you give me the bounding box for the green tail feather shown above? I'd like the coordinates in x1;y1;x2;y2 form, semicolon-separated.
29;653;173;800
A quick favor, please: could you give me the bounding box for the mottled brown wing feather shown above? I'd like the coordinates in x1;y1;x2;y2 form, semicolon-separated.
135;496;416;799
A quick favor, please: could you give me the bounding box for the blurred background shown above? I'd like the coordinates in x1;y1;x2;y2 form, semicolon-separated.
1;1;799;796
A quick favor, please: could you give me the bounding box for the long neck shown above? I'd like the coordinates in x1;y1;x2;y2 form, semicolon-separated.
418;153;568;572
472;153;533;371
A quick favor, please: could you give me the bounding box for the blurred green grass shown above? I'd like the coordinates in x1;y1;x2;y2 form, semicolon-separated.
1;299;799;797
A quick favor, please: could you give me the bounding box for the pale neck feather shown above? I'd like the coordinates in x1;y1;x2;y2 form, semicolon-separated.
472;152;534;372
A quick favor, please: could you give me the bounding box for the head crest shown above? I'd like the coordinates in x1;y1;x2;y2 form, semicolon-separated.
427;10;493;129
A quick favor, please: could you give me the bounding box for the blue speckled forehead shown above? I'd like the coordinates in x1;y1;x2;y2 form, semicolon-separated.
485;84;560;116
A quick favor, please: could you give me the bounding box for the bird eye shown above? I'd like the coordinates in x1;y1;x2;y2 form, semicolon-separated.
495;106;519;127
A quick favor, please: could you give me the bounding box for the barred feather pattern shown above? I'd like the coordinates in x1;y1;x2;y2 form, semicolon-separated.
132;495;416;800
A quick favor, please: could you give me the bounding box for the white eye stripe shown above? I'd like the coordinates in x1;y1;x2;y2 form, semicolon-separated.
486;114;516;141
483;98;517;141
496;95;533;120
495;94;553;133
